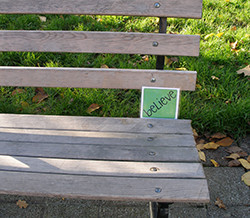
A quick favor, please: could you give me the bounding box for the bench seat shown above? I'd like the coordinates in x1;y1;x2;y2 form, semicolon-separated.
0;114;209;203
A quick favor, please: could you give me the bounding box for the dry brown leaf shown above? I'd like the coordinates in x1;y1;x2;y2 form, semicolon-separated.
203;142;220;150
237;151;248;158
32;93;49;103
211;75;219;80
210;132;226;140
196;138;205;145
228;159;241;167
198;151;206;162
216;137;234;147
231;26;237;31
211;159;220;167
247;155;250;162
230;41;238;49
86;103;101;114
237;65;250;76
142;55;149;62
241;171;250;186
170;57;178;62
192;128;199;137
165;57;173;66
12;88;25;96
226;146;243;154
215;197;227;209
196;144;204;151
16;200;28;209
225;153;240;160
238;159;250;170
101;64;109;68
35;87;45;94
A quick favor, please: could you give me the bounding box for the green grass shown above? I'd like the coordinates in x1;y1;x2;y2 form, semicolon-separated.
0;0;249;139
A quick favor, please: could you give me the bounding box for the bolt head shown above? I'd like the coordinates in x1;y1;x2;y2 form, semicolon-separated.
155;188;162;193
147;137;154;141
152;41;158;47
149;151;155;156
147;123;154;128
151;78;156;83
154;2;161;8
150;167;158;172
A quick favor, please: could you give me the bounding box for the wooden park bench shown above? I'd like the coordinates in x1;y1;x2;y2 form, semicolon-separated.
0;0;209;217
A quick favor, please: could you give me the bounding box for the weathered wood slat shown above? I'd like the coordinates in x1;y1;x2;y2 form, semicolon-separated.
0;171;209;203
0;128;195;147
0;0;203;18
0;67;197;91
0;142;199;162
0;155;204;178
0;114;193;134
0;31;200;56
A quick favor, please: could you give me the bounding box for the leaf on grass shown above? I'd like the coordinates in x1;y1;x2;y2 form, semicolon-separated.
142;55;149;62
39;16;46;22
216;32;224;38
32;93;49;103
237;65;250;76
241;171;250;186
21;101;29;109
230;41;238;49
211;75;219;80
226;146;243;154
12;88;25;96
225;153;240;160
211;159;220;167
204;33;214;40
86;103;101;114
165;57;173;66
204;142;220;150
210;132;226;140
228;159;241;167
196;144;204;151
238;159;250;170
231;26;237;31
16;200;28;209
101;64;109;68
215;197;227;209
216;137;234;147
198;151;206;162
35;87;45;94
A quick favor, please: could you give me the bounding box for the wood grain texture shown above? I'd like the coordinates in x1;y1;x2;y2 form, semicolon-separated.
0;0;203;18
0;128;195;147
0;142;199;162
0;155;204;178
0;171;209;203
0;31;200;56
0;114;193;134
0;67;197;91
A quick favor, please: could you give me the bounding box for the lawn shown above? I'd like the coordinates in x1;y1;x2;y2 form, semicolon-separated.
0;0;249;139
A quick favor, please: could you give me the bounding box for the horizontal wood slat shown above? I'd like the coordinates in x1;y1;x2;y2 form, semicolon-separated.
0;31;200;56
0;0;203;18
0;155;204;178
0;171;209;203
0;114;193;134
0;128;195;147
0;67;197;91
0;142;199;162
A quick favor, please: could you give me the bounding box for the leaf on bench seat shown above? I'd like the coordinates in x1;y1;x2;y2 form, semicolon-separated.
16;200;28;209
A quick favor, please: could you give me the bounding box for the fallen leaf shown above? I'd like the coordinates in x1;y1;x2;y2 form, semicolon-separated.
196;144;204;151
211;159;220;167
216;32;224;38
35;87;45;94
86;103;101;114
192;128;199;137
204;142;220;150
247;156;250;162
142;55;149;62
231;26;237;31
12;88;25;96
101;64;109;68
215;197;227;209
226;146;243;154
175;67;187;71
32;93;49;103
39;16;46;22
225;153;240;160
204;33;214;40
170;57;178;62
210;132;226;140
211;75;219;80
241;171;250;186
238;159;250;170
228;159;241;167
165;57;173;66
21;101;29;109
230;41;238;49
196;84;202;89
198;151;206;162
237;65;250;76
196;138;205;145
16;200;28;209
237;151;248;158
216;137;234;147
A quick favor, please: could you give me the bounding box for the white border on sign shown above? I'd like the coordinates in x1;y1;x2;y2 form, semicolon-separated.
140;86;180;119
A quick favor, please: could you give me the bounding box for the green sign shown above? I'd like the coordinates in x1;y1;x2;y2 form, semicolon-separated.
140;87;180;119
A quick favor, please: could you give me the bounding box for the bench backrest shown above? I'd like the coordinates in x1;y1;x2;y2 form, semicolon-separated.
0;0;202;91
